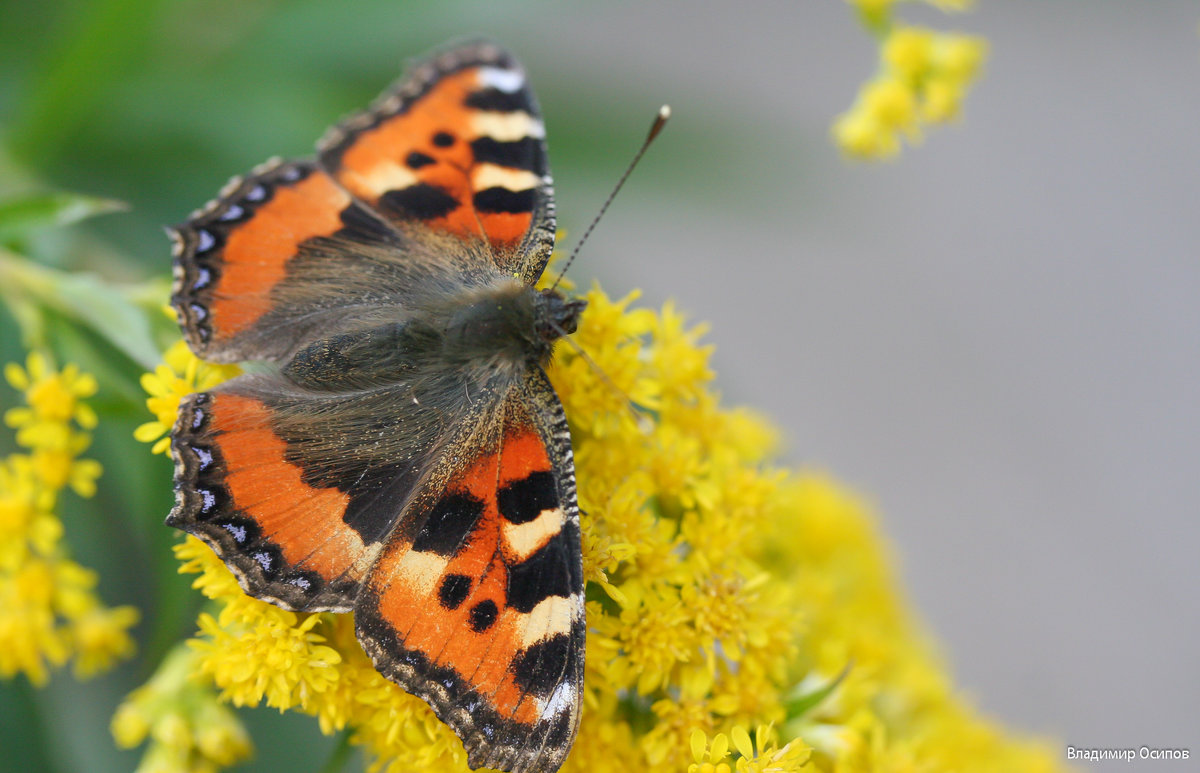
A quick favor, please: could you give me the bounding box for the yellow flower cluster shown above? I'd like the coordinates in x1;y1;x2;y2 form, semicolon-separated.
135;339;241;456
112;644;254;773
0;352;138;683
834;0;988;159
125;287;1066;772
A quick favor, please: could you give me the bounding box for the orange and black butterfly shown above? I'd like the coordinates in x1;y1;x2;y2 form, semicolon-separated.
167;40;584;773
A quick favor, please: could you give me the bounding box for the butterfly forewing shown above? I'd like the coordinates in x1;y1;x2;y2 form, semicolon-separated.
317;39;556;284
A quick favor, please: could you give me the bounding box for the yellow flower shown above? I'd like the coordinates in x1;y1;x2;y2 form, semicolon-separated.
0;456;63;568
0;355;137;686
134;339;240;455
0;565;69;684
730;725;811;773
844;0;895;28
31;443;103;496
127;288;1066;773
192;608;342;711
4;352;98;433
934;34;987;81
112;645;254;773
832;110;899;160
884;27;935;81
835;4;988;159
690;728;733;773
173;535;248;603
70;603;141;678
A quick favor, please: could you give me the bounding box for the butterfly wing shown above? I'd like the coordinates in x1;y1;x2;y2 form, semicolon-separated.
171;158;418;363
355;368;583;773
317;39;556;285
169;365;584;768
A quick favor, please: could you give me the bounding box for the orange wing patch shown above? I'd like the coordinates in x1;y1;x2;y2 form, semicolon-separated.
210;393;367;582
171;160;354;362
319;57;548;256
211;173;350;338
168;389;378;612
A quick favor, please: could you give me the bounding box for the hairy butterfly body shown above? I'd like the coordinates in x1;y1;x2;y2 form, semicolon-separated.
167;40;585;773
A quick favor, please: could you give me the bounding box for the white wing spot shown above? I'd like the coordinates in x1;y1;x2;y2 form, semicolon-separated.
397;550;451;595
542;679;577;718
477;66;524;93
472;164;541;193
518;593;574;648
472;111;545;142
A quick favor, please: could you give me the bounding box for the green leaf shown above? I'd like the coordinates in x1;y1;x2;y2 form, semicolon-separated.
785;661;853;720
52;271;162;369
0;251;162;370
0;192;128;243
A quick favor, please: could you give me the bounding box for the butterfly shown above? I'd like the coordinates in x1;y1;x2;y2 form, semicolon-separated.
166;40;585;773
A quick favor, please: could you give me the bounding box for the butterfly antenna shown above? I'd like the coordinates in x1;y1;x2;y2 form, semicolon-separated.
549;105;671;292
550;322;654;434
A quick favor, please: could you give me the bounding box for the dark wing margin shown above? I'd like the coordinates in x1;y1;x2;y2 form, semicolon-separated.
316;39;556;284
354;371;583;773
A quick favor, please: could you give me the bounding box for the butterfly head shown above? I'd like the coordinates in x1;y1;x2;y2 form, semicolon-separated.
534;288;586;341
443;284;585;370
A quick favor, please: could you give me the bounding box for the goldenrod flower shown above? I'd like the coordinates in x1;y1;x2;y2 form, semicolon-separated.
0;456;62;568
4;352;98;434
134;339;240;455
112;645;254;773
0;354;138;685
730;725;811;773
31;443;103;497
835;2;989;159
134;338;241;453
122;286;1068;772
690;729;733;773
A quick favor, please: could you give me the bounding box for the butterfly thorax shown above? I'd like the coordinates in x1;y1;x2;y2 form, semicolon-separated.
442;283;585;372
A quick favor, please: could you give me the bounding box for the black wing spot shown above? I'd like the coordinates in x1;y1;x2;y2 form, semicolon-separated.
474;187;535;214
412;492;484;557
469;599;499;632
406;151;435;169
432;131;455;147
464;87;534;114
497;470;557;524
439;573;472;610
511;632;572;697
506;529;574;613
379;183;460;221
470;136;544;173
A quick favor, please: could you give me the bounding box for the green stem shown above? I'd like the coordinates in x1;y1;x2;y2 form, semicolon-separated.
316;730;357;773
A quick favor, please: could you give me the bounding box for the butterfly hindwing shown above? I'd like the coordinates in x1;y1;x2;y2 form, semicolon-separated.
168;361;465;612
169;386;374;611
355;369;583;773
317;39;556;284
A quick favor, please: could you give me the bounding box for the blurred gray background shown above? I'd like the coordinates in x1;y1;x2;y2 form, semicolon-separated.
522;2;1198;770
